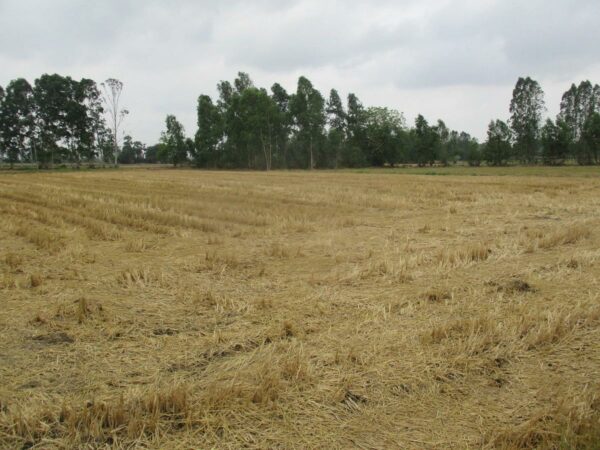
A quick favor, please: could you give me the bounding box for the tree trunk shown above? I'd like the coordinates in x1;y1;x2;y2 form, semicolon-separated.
309;135;314;170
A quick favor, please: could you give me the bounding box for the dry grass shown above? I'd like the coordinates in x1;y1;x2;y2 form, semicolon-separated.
1;168;600;449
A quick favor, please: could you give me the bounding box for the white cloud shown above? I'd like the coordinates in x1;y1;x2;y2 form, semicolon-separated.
1;0;599;142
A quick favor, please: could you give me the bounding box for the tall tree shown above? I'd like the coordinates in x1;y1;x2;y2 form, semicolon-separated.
326;89;346;168
240;87;278;170
289;76;325;169
363;107;405;166
118;135;145;164
343;93;368;167
195;95;222;167
271;83;291;169
558;81;600;141
558;81;600;164
509;77;545;163
540;119;570;165
160;115;188;166
101;78;128;166
581;112;600;165
412;115;439;166
434;120;450;165
0;79;35;167
34;74;71;166
66;78;104;166
483;119;512;166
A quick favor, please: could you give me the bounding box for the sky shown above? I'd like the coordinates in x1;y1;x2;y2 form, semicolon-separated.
1;0;600;143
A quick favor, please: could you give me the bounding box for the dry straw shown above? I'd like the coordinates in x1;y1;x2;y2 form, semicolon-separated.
1;168;599;449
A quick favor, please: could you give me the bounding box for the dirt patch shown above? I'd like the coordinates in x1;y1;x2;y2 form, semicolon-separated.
487;278;535;294
31;332;74;345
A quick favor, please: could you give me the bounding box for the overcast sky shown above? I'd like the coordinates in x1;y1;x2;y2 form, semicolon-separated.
1;0;599;143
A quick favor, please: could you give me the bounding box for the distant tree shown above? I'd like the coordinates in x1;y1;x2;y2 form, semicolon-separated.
509;77;545;163
343;93;368;167
66;78;104;166
289;76;326;169
118;135;145;164
144;144;161;163
465;142;482;166
101;78;128;166
363;107;406;166
156;143;170;164
540;119;570;165
325;89;346;168
160;115;188;166
195;95;222;167
434;120;450;165
558;81;600;164
0;78;35;167
483;119;512;166
271;83;292;168
238;87;278;170
558;81;600;141
412;115;439;166
34;74;71;166
96;127;115;164
581;112;600;164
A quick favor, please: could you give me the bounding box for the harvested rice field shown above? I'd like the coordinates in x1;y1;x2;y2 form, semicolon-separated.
1;168;600;449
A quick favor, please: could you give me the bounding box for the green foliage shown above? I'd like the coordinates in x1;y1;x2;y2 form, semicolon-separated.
541;119;570;165
4;71;600;170
412;115;439;166
118;135;145;164
289;76;326;169
510;77;545;163
483;119;512;166
580;112;600;165
0;74;107;168
363;107;406;166
195;73;479;170
0;78;35;167
160;115;188;166
194;95;222;167
558;81;600;165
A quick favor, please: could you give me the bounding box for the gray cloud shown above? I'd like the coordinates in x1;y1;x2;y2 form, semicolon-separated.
1;0;599;143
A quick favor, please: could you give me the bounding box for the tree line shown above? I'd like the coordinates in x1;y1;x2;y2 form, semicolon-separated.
1;72;599;168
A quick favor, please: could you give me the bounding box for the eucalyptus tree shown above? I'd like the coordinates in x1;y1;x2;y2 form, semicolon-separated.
483;119;512;166
363;107;405;166
558;81;600;163
558;81;600;141
434;119;450;165
118;135;145;164
326;89;346;168
33;74;70;166
101;78;128;166
582;112;600;164
0;78;35;167
540;119;571;165
238;87;278;170
195;94;222;167
160;115;188;166
289;76;326;169
271;83;292;168
509;77;545;163
65;78;104;165
412;115;439;166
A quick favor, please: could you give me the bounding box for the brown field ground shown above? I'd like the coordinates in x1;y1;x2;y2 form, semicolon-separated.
1;168;599;449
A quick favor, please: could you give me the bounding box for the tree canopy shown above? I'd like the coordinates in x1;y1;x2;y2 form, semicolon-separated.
2;72;600;168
